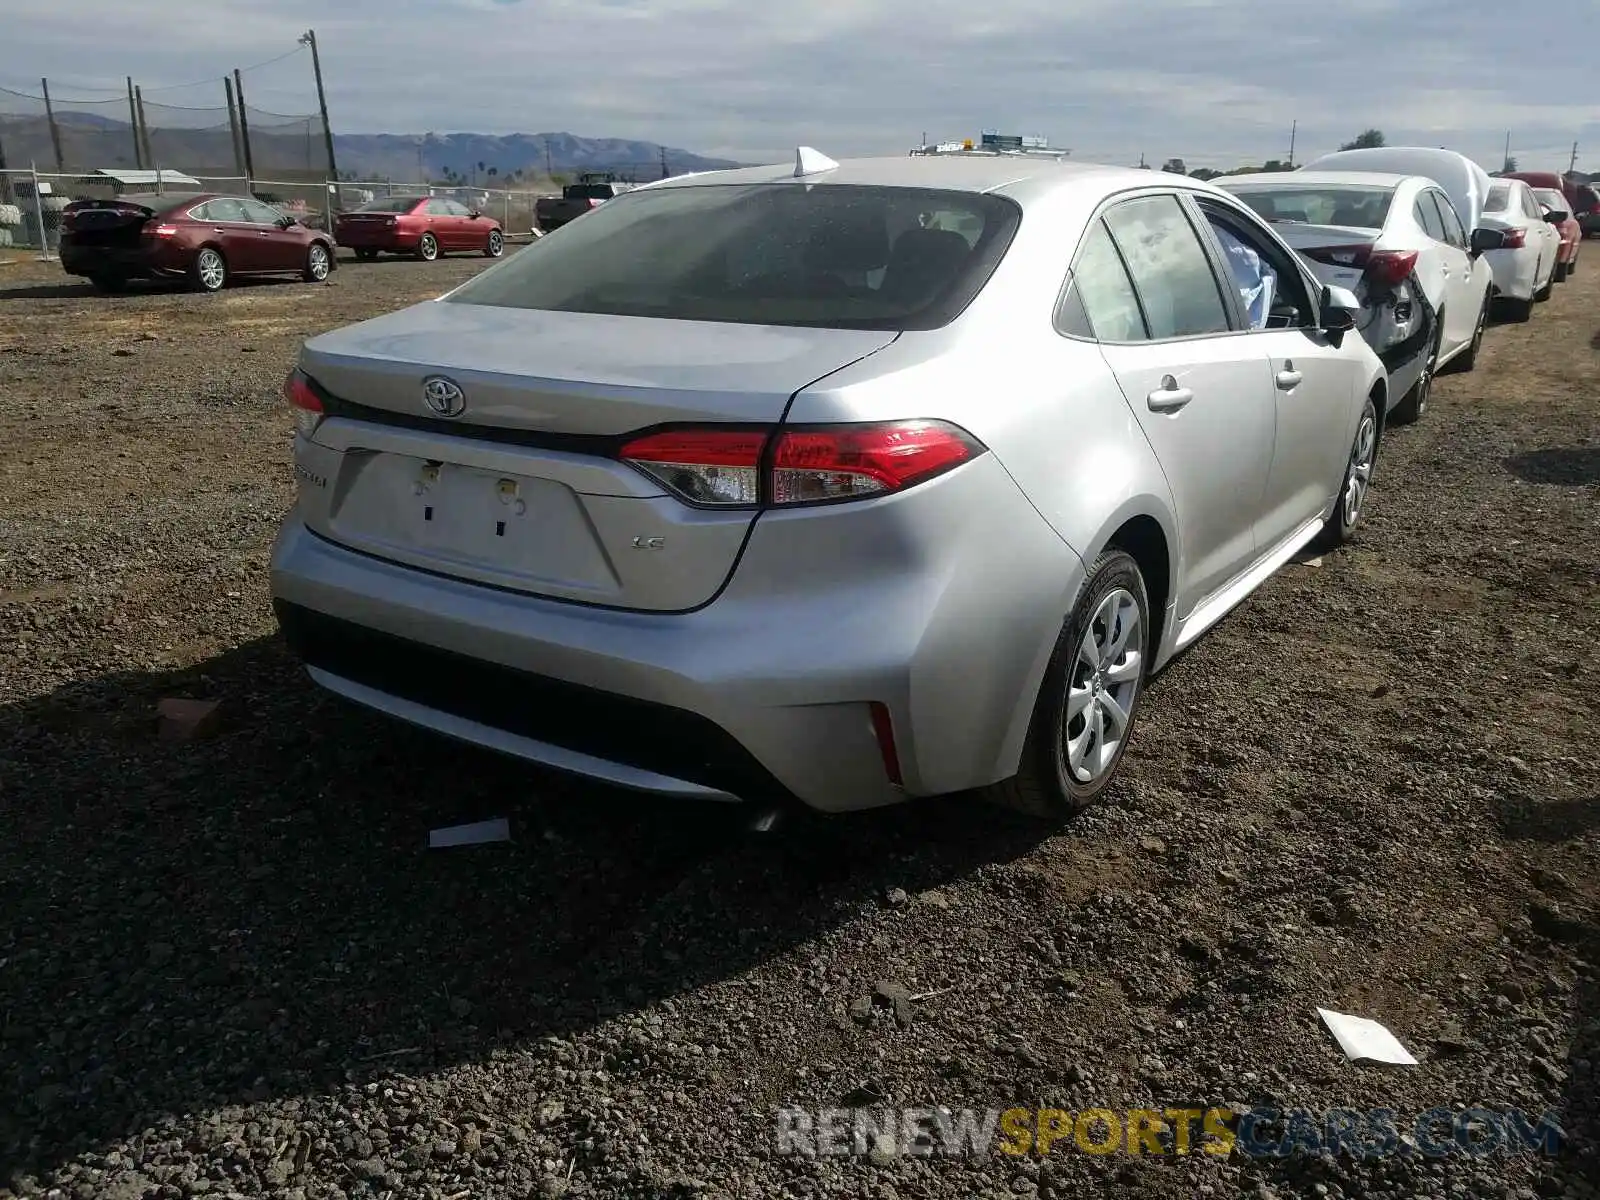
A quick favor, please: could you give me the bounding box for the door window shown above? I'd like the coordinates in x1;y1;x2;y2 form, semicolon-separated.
1196;200;1315;329
424;198;455;216
1431;193;1467;247
1058;220;1147;341
240;199;286;225
1520;187;1544;221
1102;195;1232;339
200;197;248;223
1414;194;1448;243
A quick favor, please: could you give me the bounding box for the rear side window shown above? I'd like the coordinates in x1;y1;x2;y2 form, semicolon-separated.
1102;195;1231;339
1521;188;1544;220
567;184;619;200
1060;221;1147;341
1484;185;1510;213
1432;195;1466;247
446;183;1022;331
199;198;248;223
1414;195;1448;242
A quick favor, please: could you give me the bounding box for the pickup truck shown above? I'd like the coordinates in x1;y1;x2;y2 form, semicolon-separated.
534;179;634;232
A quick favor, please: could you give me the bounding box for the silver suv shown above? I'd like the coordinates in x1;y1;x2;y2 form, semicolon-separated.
271;151;1386;816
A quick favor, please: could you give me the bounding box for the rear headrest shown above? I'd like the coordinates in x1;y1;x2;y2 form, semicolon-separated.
881;228;971;303
803;213;890;273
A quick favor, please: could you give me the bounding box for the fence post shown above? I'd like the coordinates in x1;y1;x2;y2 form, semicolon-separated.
156;166;163;195
29;162;51;259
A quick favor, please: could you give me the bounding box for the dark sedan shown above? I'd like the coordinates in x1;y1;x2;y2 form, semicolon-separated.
59;193;337;293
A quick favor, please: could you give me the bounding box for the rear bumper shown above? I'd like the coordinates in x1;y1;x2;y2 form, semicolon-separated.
335;228;418;249
269;455;1083;811
59;242;183;279
1484;249;1537;301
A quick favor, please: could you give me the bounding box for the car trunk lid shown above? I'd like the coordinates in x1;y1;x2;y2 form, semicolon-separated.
62;199;155;248
295;301;897;611
1270;223;1383;294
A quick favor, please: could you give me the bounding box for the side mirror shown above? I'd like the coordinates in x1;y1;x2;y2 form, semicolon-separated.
1319;284;1360;342
468;210;481;219
1470;227;1506;255
276;214;297;228
1544;210;1570;224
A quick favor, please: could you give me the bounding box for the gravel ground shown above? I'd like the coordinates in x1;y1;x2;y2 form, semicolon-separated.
1;247;1597;1200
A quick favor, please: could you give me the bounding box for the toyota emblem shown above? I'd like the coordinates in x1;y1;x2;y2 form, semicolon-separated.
422;375;466;418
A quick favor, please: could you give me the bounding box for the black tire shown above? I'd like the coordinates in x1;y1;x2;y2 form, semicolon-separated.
1535;260;1554;302
1501;293;1534;323
303;241;333;283
190;246;227;293
1554;259;1569;283
354;247;379;262
484;229;504;258
415;232;439;262
1317;394;1379;551
1390;327;1439;424
89;274;126;294
1567;255;1577;277
982;550;1150;819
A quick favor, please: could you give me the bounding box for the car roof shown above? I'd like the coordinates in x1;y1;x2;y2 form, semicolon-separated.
651;155;1175;202
1218;171;1413;188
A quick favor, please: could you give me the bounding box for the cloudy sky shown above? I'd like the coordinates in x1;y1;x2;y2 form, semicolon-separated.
6;0;1598;172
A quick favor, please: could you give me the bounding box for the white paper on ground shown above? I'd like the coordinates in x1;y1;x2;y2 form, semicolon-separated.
1317;1007;1419;1065
429;818;512;848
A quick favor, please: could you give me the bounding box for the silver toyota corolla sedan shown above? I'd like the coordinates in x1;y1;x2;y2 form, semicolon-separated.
270;149;1387;817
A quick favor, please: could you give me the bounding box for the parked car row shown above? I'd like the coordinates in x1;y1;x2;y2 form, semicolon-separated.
55;191;509;293
1217;145;1577;431
269;146;1414;818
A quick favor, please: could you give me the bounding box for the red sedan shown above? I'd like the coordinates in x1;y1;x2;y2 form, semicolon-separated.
334;196;505;262
1532;187;1582;280
59;192;337;293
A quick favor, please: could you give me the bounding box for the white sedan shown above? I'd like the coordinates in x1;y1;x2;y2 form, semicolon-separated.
1479;178;1562;320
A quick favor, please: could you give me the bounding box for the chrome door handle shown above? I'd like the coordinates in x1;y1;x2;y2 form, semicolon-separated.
1146;375;1193;412
1276;369;1303;390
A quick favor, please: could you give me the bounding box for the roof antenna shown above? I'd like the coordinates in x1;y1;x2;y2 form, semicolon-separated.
794;146;839;177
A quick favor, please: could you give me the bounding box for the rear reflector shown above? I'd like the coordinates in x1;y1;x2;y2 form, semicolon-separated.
284;368;325;439
618;420;986;509
869;702;903;787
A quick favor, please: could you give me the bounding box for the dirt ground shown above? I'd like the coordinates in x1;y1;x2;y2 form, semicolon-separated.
1;247;1597;1200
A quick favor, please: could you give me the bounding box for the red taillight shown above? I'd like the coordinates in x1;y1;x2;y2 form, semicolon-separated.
1301;245;1417;288
617;420;985;509
1499;228;1526;249
283;369;325;438
868;702;903;787
149;224;179;238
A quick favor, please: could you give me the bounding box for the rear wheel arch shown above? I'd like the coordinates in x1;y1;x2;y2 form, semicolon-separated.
1104;514;1172;668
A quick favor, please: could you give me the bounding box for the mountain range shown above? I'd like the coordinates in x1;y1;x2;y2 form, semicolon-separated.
0;114;746;183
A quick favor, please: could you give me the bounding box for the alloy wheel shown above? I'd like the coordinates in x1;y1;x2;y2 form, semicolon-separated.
1342;410;1377;528
419;234;438;261
308;244;330;280
196;249;225;291
1063;588;1143;784
487;230;503;257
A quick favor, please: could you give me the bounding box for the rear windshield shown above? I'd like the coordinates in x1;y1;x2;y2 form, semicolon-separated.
1224;185;1395;229
1532;189;1565;210
355;197;423;213
447;183;1021;330
565;183;621;200
1485;185;1510;212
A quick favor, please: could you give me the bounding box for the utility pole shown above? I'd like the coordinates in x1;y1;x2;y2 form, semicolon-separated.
0;118;12;204
1503;131;1512;172
233;69;256;182
544;136;552;177
39;78;65;172
1288;119;1297;167
224;76;246;179
658;145;668;179
125;78;143;168
1138;151;1147;169
1569;141;1579;175
134;86;155;175
299;30;339;183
